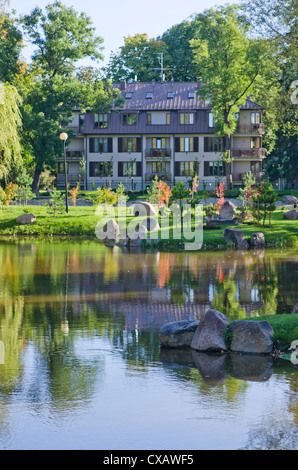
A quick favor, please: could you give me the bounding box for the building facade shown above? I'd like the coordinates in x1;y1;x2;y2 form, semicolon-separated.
58;80;265;191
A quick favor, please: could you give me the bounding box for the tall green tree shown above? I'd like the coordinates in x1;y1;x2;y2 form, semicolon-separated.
190;5;272;186
0;83;23;180
105;33;171;82
241;0;298;186
19;1;122;192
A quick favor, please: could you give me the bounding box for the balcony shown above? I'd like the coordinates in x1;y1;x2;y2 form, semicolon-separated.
145;173;172;183
58;151;84;161
232;172;264;183
232;148;265;159
145;148;171;159
235;123;265;135
57;174;81;184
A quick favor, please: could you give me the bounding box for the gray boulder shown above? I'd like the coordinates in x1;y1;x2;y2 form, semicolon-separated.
219;200;237;220
230;320;274;355
223;228;248;249
160;320;200;348
250;232;265;247
132;201;158;217
140;217;160;232
282;195;298;205
284;209;298;220
16;213;36;224
191;309;229;352
102;219;120;245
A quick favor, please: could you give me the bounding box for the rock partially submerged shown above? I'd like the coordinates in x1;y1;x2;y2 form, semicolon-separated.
250;232;265;247
191;309;229;352
223;228;248;249
229;320;274;355
159;320;200;349
160;310;275;356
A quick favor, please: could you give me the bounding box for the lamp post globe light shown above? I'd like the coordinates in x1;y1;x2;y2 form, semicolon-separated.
60;132;69;213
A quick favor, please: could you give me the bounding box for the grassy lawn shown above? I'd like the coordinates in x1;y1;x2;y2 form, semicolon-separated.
249;314;298;353
0;201;297;249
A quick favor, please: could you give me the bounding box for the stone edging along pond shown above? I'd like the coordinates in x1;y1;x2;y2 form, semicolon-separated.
159;309;297;357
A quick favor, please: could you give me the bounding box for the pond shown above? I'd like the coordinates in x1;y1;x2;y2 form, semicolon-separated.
0;239;297;450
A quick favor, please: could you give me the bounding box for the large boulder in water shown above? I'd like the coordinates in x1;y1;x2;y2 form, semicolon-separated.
223;228;248;249
230;320;274;355
191;309;229;352
159;320;200;348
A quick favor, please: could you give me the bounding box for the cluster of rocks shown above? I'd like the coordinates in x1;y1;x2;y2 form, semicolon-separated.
222;227;265;249
98;201;160;248
160;309;275;355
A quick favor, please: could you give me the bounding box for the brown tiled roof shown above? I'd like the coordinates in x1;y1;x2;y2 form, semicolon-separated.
113;80;264;111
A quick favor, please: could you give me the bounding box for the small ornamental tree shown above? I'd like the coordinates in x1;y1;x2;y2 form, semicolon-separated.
172;180;189;207
215;182;225;212
257;180;278;227
146;176;160;205
156;180;172;208
69;184;80;206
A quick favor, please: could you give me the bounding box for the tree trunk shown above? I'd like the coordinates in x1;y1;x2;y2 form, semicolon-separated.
32;169;42;194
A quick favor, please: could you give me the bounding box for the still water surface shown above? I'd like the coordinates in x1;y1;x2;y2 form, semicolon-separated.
0;239;297;450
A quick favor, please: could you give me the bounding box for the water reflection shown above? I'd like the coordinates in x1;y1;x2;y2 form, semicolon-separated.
0;239;297;450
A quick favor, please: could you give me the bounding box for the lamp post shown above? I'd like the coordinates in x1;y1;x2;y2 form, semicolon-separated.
60;132;68;213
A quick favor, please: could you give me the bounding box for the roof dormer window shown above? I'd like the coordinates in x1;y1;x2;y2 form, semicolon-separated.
167;92;174;99
146;92;153;99
188;92;195;99
125;92;132;99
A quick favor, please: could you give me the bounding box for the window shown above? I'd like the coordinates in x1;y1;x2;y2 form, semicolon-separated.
118;137;141;153
146;92;153;99
125;92;132;99
204;137;224;152
179;137;194;152
188;92;195;99
89;138;112;153
175;161;199;177
251;137;261;148
179;113;194;125
251;161;261;173
208;113;214;128
152;161;166;174
167;92;174;99
123;137;137;153
152;137;166;149
175;137;198;152
147;112;170;125
89;162;113;177
94;113;108;128
123;162;137;176
204;161;226;177
122;113;137;125
251;112;260;124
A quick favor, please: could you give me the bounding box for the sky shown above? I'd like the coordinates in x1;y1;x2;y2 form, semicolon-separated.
8;0;240;66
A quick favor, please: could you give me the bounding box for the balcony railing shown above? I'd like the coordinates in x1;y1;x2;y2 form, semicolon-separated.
232;148;265;158
57;174;81;183
232;172;264;183
235;123;265;135
58;151;84;160
145;173;172;182
145;148;171;159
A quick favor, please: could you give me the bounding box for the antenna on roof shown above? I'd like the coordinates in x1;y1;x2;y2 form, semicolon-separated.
153;53;174;82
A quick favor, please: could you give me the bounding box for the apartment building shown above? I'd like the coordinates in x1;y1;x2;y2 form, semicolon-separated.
57;80;265;191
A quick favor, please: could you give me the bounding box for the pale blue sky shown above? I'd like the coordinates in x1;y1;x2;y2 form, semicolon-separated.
9;0;239;66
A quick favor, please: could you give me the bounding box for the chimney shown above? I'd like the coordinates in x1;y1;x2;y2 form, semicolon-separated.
120;79;126;91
